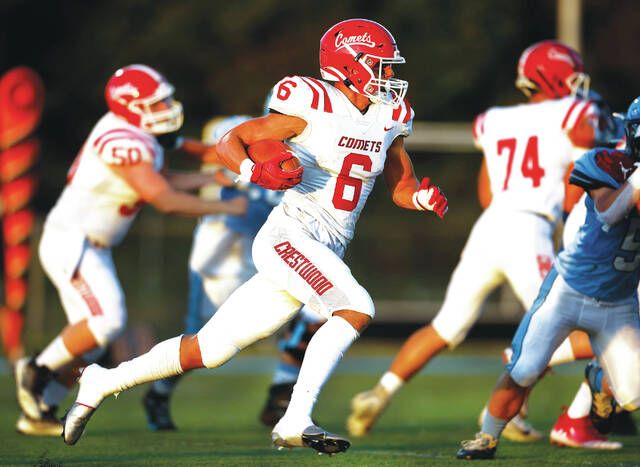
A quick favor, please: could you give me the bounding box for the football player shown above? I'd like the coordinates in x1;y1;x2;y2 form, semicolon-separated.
142;114;326;431
457;95;640;460
13;65;246;436
62;19;448;455
347;40;608;441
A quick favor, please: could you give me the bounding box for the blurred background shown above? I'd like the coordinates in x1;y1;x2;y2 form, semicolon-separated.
1;0;639;352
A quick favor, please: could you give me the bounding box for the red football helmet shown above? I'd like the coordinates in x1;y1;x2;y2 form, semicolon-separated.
516;40;590;99
104;64;183;134
319;19;408;107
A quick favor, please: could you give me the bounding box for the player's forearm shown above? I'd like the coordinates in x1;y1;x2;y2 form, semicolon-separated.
148;189;243;217
164;171;215;191
391;182;420;209
216;131;250;174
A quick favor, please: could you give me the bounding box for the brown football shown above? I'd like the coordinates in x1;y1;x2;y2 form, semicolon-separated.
247;140;301;171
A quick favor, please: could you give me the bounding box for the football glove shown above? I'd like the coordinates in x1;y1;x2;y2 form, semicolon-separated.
250;153;303;191
412;177;448;219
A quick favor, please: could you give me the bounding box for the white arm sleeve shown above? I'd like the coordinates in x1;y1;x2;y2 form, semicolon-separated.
595;183;636;226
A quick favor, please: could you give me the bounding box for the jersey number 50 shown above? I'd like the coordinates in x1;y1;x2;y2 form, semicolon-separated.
333;153;372;211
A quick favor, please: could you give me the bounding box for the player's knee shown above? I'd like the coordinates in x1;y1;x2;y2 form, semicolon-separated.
88;313;127;346
431;315;465;349
346;284;375;319
508;363;542;388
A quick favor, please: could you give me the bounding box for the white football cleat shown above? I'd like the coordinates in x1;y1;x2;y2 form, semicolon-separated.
62;364;111;445
62;402;96;445
272;418;350;455
16;411;63;437
346;385;390;437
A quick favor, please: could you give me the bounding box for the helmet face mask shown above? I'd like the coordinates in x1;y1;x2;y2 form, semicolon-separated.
625;97;640;159
105;65;184;135
515;40;590;99
319;19;408;107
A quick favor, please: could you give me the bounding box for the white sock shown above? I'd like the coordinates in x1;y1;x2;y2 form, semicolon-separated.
102;336;184;396
567;381;592;419
36;336;74;370
379;371;404;396
284;316;359;425
548;338;575;366
41;379;70;410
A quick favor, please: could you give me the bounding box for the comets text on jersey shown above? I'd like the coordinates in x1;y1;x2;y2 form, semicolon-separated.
338;136;382;153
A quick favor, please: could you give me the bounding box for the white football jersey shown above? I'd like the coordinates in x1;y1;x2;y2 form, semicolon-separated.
268;75;414;247
46;112;163;246
473;97;599;222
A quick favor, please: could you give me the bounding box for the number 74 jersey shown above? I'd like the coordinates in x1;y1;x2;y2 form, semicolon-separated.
267;75;414;248
473;96;599;223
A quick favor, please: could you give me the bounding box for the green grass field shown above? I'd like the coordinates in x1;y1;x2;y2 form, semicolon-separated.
1;339;638;466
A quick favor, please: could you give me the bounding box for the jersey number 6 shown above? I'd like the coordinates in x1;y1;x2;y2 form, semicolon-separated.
333;153;372;211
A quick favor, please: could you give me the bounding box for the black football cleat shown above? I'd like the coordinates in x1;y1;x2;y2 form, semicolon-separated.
611;408;638;436
585;361;616;434
143;389;176;431
456;432;498;460
301;425;351;455
259;382;295;428
14;357;53;420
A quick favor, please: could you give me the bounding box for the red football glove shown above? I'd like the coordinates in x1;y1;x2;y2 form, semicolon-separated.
250;152;303;190
412;177;448;219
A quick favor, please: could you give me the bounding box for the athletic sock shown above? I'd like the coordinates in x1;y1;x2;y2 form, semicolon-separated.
271;362;300;385
98;336;184;397
378;371;403;396
567;381;592;419
36;336;74;371
284;316;359;425
41;379;70;412
548;338;575;366
151;375;182;396
481;410;508;439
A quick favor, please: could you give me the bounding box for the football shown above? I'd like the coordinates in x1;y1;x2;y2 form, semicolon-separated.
247;140;301;172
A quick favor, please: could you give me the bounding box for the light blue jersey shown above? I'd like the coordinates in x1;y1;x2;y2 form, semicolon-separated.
220;185;282;237
556;147;640;301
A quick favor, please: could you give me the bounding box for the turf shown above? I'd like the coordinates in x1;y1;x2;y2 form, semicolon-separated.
1;342;638;466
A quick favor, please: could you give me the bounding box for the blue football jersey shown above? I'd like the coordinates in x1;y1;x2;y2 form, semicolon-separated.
220;185;282;237
556;148;640;301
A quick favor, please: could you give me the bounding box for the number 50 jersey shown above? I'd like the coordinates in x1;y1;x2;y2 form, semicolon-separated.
473;96;599;223
267;75;413;249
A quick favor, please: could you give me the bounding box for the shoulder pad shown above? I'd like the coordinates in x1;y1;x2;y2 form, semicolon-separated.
389;97;414;137
570;148;633;190
93;129;156;166
268;75;334;116
561;98;598;131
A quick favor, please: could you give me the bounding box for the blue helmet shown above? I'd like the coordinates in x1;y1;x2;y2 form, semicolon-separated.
625;96;640;158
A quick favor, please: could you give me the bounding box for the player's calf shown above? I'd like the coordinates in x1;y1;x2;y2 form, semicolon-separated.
585;361;617;434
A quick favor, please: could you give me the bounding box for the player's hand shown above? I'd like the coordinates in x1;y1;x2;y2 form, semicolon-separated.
223;196;248;216
250;153;303;190
412;177;448;219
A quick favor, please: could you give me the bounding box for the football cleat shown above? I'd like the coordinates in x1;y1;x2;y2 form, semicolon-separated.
549;407;622;450
478;406;543;442
456;432;498;460
62;402;96;445
259;382;294;428
272;419;350;455
585;361;616;434
611;408;638;436
143;389;176;431
14;356;52;420
346;385;390;437
16;407;63;437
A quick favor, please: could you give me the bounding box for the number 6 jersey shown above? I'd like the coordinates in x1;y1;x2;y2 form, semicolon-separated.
46;112;164;247
473;96;599;223
268;75;413;249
